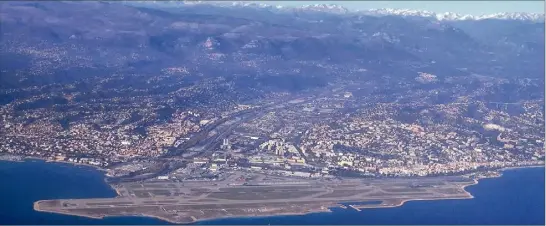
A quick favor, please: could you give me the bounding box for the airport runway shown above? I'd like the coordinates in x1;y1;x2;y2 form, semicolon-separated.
35;175;477;224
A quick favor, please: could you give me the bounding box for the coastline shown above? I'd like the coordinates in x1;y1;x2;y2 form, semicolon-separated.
0;155;109;173
33;201;105;220
4;158;540;224
34;200;176;224
181;206;334;224
3;154;543;182
349;178;478;210
351;164;545;211
43;158;108;173
33;199;335;225
500;164;546;172
32;176;482;224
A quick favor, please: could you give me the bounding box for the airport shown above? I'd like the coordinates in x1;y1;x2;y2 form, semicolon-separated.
35;172;477;224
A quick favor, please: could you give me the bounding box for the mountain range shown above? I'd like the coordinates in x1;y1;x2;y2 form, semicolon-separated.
134;1;545;22
0;1;544;95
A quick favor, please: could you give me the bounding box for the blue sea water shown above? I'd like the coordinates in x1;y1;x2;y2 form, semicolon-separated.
0;160;544;225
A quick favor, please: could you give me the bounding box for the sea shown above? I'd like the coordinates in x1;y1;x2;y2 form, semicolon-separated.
0;160;544;225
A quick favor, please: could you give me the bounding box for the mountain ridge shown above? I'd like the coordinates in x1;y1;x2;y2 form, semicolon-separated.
140;1;546;22
1;0;544;85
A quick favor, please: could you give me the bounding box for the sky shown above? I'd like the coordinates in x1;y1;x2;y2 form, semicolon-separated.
264;1;545;15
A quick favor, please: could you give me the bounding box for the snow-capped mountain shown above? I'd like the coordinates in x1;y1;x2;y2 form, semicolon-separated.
228;1;284;10
243;3;544;22
436;12;475;21
124;1;545;22
356;8;544;22
297;4;349;14
474;12;545;21
361;8;437;18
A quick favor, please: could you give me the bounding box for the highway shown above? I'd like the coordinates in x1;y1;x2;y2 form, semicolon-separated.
108;93;322;182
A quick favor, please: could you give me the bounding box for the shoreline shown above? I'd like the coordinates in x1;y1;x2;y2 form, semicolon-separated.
0;155;109;173
350;178;478;210
31;175;487;224
0;155;113;191
33;201;105;220
33;200;335;225
2;157;541;224
500;164;546;172
34;165;546;224
3;155;542;181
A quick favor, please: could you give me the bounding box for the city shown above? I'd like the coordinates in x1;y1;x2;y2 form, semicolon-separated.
0;1;544;225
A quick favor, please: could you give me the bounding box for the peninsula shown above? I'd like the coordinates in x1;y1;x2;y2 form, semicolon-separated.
34;171;478;224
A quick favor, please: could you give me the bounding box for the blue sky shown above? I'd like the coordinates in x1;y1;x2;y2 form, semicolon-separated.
266;1;545;15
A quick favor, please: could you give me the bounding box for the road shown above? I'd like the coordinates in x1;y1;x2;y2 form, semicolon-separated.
110;93;323;182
